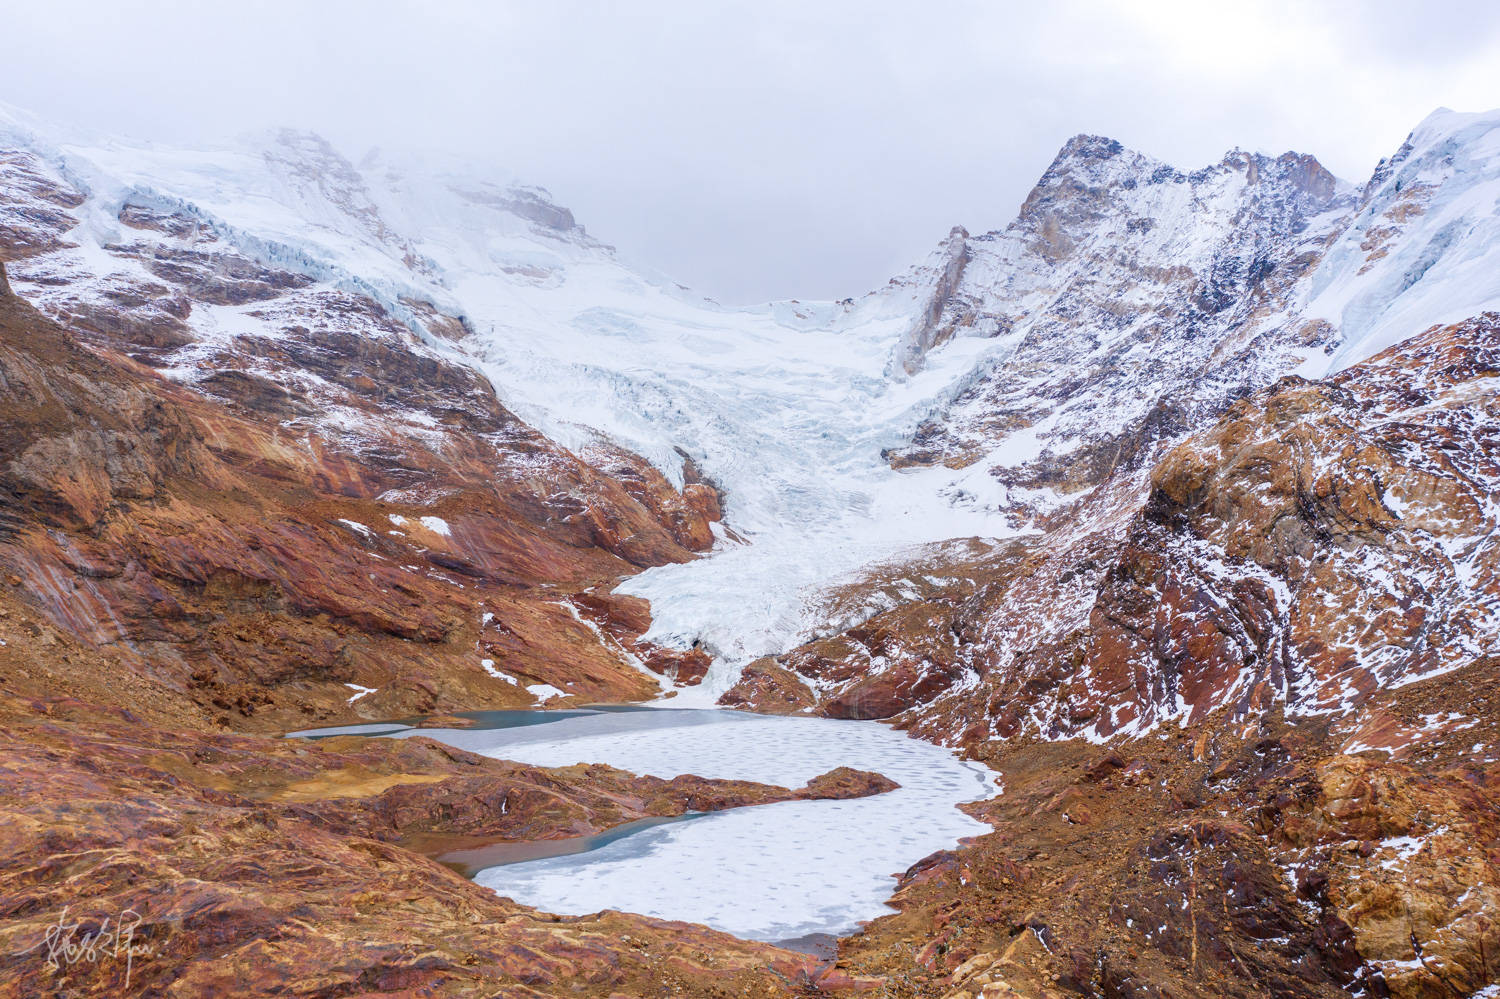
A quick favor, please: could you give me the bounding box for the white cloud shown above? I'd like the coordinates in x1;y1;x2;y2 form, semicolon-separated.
2;0;1498;303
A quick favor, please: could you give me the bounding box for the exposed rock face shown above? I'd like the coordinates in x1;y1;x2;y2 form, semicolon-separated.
1088;317;1500;731
893;225;972;376
1264;750;1500;999
936;312;1488;738
0;147;86;259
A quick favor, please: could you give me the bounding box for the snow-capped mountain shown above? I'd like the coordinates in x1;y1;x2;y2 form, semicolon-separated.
722;109;1500;749
0;105;1019;684
883;139;1354;490
2;102;1498;712
1307;108;1500;368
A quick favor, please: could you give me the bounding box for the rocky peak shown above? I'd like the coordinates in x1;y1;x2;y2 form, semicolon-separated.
1017;134;1162;226
269;127;352;170
1226;148;1341;203
881;132;1356;496
890;224;971;375
496;185;579;232
1010;135;1345;277
1043;133;1128;173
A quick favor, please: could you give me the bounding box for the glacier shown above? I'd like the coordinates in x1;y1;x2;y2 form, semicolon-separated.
3;100;1499;701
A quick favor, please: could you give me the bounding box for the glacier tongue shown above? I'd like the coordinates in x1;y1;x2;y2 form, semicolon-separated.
445;256;1032;694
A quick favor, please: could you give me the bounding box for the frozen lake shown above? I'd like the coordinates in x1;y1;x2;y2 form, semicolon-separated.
367;707;997;943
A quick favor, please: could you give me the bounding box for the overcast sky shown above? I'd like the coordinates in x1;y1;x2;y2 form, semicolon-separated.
5;1;1500;303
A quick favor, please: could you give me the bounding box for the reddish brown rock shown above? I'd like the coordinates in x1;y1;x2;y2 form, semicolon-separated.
0;285;723;734
0;695;885;997
732;316;1500;755
801;766;900;799
839;724;1383;999
719;656;818;713
1257;745;1500;999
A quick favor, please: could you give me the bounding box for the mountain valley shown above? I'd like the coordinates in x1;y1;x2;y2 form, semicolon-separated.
0;102;1497;998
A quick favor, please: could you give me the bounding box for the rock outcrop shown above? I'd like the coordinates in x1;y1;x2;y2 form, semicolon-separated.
836;673;1500;999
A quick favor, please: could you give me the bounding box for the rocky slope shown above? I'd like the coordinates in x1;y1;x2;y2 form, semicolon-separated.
838;665;1500;999
0;204;719;734
708;112;1500;999
724;110;1500;744
2;100;1500;999
767;311;1499;998
0;693;892;997
732;314;1500;747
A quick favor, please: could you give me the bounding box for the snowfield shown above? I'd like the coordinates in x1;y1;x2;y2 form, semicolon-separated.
1306;109;1500;372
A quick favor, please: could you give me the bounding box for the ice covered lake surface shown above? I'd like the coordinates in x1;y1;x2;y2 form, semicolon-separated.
294;706;996;944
